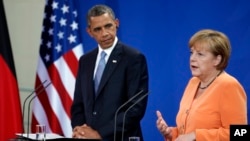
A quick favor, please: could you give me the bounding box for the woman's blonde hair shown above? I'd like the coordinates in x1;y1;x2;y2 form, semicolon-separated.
189;29;231;70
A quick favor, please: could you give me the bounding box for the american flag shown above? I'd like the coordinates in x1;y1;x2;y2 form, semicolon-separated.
31;0;83;137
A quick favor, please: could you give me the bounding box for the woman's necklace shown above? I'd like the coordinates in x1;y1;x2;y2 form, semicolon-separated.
199;71;222;89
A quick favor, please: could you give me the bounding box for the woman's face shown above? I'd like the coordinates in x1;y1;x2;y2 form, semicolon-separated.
189;42;220;79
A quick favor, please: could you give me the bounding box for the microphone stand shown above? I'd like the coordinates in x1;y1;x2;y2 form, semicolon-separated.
113;89;144;141
27;81;52;138
121;92;149;141
22;80;47;136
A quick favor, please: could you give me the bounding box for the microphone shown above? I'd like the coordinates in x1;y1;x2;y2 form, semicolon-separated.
22;80;48;135
26;81;52;138
114;89;144;141
121;92;149;141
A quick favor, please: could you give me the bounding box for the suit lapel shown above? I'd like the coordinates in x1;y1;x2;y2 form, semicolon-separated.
87;49;98;101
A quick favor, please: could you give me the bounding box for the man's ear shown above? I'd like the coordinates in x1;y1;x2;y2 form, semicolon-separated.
86;27;93;37
115;18;119;29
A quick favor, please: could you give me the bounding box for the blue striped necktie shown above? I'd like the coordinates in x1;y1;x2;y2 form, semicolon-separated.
94;51;106;93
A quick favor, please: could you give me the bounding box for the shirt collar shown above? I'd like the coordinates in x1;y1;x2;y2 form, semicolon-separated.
97;36;118;56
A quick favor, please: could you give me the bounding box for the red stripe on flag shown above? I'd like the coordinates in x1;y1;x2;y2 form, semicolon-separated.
47;64;73;117
63;50;78;77
31;113;38;133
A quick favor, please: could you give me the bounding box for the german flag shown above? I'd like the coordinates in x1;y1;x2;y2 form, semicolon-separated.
0;0;23;140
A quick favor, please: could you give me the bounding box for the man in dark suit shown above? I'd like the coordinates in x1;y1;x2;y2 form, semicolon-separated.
71;4;149;141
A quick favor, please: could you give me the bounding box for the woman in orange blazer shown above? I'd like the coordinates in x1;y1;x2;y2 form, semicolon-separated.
156;29;247;141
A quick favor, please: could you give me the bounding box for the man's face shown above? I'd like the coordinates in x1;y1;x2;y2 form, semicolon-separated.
87;13;119;49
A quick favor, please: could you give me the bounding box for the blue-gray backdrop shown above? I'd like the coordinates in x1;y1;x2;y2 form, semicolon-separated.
74;0;250;140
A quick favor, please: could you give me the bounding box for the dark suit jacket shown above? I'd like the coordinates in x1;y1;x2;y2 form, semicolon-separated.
71;41;149;141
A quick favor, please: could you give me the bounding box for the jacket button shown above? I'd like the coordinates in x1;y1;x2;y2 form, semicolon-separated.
93;111;97;115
